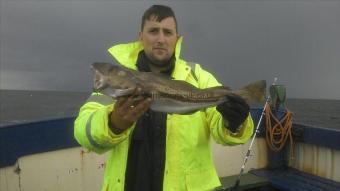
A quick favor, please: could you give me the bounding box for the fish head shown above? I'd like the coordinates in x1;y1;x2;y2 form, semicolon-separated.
91;62;137;97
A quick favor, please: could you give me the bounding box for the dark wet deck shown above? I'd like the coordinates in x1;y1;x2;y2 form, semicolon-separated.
1;90;340;130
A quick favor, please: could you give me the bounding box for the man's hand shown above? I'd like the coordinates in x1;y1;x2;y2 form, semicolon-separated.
216;94;250;134
109;88;152;133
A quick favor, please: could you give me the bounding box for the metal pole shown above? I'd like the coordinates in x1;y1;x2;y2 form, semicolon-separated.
227;78;277;191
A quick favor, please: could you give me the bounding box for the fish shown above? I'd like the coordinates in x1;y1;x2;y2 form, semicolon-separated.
91;62;266;114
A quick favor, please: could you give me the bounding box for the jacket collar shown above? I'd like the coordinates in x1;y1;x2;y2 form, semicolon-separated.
107;37;191;81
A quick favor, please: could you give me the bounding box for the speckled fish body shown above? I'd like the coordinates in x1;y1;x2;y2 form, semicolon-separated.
92;62;266;114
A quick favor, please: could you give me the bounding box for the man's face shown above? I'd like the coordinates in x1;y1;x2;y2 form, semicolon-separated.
139;16;178;65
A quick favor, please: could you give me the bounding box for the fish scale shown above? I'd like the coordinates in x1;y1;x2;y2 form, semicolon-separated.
91;62;266;114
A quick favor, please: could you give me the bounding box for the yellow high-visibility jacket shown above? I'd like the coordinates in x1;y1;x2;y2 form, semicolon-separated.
74;37;254;191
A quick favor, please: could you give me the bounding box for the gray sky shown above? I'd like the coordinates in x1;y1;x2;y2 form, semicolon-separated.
1;0;339;99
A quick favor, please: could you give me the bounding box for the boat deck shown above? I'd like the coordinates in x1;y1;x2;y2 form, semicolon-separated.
250;167;340;191
1;90;339;190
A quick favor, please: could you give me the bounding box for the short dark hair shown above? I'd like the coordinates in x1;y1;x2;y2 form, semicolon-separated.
141;5;178;32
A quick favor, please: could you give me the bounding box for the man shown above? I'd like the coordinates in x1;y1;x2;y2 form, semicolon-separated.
74;5;253;191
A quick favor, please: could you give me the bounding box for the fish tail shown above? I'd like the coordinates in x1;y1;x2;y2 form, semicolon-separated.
235;80;266;103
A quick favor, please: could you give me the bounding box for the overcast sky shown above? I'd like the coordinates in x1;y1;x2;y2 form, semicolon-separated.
1;0;339;99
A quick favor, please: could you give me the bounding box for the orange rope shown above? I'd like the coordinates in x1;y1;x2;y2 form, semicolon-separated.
265;104;294;159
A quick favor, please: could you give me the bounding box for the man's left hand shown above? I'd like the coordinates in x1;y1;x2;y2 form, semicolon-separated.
216;94;250;134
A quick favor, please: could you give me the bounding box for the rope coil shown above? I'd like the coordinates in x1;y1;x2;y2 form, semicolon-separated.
265;104;294;159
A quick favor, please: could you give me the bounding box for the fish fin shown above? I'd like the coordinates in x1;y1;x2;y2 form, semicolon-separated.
205;86;231;93
235;80;266;103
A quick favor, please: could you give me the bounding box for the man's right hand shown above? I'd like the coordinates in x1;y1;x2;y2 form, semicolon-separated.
109;88;152;133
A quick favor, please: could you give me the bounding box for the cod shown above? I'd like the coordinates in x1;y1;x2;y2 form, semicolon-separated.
92;62;266;114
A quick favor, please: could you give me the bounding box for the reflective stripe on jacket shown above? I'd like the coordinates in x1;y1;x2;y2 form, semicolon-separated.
74;37;254;191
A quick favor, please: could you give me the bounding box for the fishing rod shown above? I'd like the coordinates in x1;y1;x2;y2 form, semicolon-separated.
225;77;278;191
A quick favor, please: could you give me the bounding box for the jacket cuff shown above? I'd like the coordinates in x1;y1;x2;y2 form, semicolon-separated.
222;119;243;135
218;113;254;145
89;104;132;149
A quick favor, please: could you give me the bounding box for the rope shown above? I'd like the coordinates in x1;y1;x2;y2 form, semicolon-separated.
264;104;294;159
